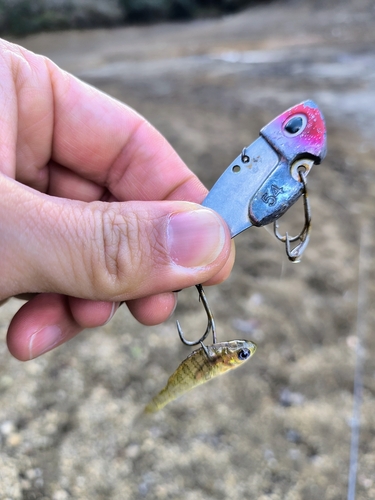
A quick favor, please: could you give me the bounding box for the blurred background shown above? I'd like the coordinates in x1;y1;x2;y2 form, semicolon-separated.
1;0;375;498
0;0;303;37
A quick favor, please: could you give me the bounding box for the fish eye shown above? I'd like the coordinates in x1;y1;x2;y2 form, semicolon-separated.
283;114;307;137
238;348;251;360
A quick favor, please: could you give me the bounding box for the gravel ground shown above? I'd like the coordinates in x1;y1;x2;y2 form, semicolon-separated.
2;1;375;498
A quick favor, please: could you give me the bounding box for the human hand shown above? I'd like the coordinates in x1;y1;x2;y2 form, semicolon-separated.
1;40;235;360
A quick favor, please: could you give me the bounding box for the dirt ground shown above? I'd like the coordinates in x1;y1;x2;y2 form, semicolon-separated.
1;1;375;498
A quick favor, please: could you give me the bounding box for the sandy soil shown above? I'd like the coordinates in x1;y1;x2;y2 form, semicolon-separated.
1;1;375;498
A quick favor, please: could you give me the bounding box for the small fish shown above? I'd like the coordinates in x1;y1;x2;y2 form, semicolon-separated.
144;339;257;413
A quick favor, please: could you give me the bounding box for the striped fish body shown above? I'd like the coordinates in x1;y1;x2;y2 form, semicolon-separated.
145;339;256;413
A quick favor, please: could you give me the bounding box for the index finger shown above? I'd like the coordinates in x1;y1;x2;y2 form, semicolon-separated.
49;66;207;203
3;39;207;203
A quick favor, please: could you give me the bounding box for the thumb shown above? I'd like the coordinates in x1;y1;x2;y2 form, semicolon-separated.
0;175;231;301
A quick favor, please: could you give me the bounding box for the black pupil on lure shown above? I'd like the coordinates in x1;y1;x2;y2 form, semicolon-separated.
285;116;303;134
238;348;250;360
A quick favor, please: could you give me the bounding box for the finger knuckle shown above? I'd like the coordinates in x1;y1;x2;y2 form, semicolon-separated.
93;204;164;297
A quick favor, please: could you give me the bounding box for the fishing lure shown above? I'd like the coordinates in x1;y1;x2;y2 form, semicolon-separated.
144;339;257;413
202;99;327;258
178;100;327;346
146;101;327;412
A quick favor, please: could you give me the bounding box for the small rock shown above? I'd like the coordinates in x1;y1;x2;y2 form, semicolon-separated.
125;444;140;458
52;490;69;500
1;421;15;436
279;388;305;407
6;433;22;447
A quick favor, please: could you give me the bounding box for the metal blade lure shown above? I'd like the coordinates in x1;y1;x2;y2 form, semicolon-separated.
178;100;327;349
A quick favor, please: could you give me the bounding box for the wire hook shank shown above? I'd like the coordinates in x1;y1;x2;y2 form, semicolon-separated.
177;285;217;347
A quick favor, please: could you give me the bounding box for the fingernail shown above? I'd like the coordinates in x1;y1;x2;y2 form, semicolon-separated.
103;302;118;325
167;292;179;319
168;209;226;268
28;325;63;360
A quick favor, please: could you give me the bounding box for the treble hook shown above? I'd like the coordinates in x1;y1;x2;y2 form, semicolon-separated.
177;284;217;348
273;167;311;263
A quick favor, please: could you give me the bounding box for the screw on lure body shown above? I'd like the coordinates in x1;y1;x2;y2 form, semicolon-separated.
177;101;327;347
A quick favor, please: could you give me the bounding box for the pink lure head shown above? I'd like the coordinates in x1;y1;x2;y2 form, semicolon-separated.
260;100;327;164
